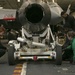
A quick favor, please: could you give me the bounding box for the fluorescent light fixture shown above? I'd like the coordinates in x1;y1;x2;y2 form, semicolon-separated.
17;0;20;2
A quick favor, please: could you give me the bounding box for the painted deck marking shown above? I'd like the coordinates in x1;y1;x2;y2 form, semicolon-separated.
13;63;27;75
21;62;27;75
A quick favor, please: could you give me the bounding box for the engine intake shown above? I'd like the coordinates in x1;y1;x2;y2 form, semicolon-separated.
18;1;51;33
26;4;43;23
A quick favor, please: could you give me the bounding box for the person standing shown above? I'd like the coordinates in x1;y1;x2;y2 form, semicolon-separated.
61;11;75;31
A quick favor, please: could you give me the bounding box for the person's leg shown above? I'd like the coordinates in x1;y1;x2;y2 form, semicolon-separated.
0;41;6;57
62;49;73;60
73;50;75;62
0;49;6;57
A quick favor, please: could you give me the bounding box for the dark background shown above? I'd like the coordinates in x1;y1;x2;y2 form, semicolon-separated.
0;0;75;11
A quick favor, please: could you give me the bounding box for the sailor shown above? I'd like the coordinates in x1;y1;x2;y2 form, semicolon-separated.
0;25;6;57
61;11;75;32
61;11;75;56
62;31;75;64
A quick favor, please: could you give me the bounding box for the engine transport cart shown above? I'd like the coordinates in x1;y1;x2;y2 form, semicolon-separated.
8;25;62;65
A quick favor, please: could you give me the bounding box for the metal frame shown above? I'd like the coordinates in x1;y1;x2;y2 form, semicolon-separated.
9;24;57;60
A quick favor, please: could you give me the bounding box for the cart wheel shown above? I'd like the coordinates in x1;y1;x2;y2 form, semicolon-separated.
8;44;15;65
56;45;62;65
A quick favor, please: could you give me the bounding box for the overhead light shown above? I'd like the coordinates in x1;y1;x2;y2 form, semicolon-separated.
17;0;20;2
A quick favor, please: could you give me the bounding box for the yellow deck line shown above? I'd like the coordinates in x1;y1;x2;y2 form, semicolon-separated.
13;62;27;75
13;64;23;75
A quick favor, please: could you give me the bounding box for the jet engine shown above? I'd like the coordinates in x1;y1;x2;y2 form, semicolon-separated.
18;1;51;33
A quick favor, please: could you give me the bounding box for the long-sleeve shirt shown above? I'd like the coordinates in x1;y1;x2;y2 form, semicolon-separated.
66;38;75;49
64;15;75;31
66;37;75;61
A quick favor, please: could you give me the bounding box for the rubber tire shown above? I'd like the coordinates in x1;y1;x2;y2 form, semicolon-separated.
56;45;62;65
8;44;15;65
